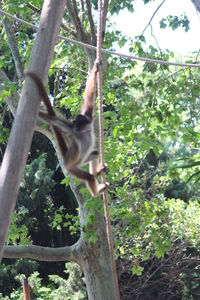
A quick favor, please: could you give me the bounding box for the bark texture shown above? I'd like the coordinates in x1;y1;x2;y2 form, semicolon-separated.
0;0;67;261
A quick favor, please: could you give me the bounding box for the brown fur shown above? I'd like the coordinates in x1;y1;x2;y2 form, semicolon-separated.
25;61;107;197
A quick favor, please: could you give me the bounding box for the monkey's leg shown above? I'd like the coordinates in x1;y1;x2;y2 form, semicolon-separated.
84;150;99;163
88;155;108;177
68;166;107;197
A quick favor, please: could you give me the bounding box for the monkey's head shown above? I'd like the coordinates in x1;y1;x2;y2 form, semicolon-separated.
73;114;91;131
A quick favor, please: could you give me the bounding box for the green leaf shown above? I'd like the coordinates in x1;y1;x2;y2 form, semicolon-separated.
132;265;144;276
61;177;70;185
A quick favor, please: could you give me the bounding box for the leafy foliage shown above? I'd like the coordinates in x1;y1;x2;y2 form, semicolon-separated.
0;263;86;300
160;14;190;32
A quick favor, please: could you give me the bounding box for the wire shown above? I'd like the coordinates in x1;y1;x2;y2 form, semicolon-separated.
0;8;199;68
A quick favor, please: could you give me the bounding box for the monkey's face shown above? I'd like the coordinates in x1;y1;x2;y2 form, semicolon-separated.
73;114;91;131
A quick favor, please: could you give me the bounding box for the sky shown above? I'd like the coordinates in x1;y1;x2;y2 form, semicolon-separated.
115;0;200;55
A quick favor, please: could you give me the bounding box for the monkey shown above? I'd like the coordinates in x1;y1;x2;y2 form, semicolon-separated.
25;60;108;197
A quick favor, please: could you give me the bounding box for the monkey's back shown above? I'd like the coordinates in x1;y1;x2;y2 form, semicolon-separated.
75;124;95;165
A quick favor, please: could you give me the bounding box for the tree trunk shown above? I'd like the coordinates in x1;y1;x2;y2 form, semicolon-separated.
82;248;116;300
0;0;66;261
78;197;117;300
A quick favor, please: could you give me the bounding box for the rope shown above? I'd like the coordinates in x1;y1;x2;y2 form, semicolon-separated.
0;8;200;68
96;1;120;299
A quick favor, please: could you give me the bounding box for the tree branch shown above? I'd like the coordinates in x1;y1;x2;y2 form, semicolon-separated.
66;0;82;38
27;3;40;13
0;70;18;115
85;0;96;45
1;8;199;68
0;5;24;79
66;0;88;41
135;0;166;45
191;0;200;13
71;0;82;30
27;2;77;36
80;0;85;24
61;22;77;36
3;240;82;263
102;0;109;41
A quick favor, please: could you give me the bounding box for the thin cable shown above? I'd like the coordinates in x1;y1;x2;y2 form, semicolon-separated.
96;1;120;299
0;8;200;68
0;8;38;29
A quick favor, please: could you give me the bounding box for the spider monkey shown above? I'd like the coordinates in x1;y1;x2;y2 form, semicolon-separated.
25;60;108;197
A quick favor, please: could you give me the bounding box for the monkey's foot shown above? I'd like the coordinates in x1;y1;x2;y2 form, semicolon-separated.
98;182;109;195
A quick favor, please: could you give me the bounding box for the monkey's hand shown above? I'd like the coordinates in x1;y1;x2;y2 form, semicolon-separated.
94;59;100;73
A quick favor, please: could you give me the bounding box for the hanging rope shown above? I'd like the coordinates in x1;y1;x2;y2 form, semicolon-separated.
96;1;120;299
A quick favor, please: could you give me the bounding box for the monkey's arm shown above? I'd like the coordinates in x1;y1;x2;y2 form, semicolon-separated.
80;60;99;119
39;112;74;133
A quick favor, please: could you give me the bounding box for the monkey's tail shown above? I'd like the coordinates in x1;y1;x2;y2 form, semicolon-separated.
25;71;55;116
25;71;68;156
